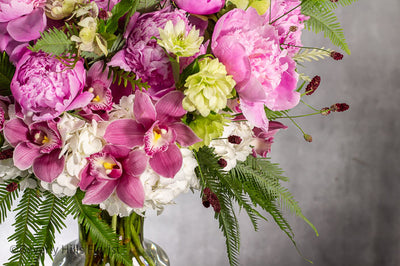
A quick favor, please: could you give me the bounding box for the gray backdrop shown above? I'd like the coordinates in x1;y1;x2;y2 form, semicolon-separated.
1;0;400;265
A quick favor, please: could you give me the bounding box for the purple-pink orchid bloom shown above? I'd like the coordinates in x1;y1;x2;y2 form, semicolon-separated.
104;90;201;178
79;145;148;208
252;121;287;157
3;118;65;182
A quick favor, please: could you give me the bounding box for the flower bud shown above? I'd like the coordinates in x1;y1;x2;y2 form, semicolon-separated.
320;107;331;116
331;51;344;60
330;103;349;112
6;182;18;192
305;75;321;95
303;134;312;142
218;158;227;168
0;149;13;160
228;135;242;144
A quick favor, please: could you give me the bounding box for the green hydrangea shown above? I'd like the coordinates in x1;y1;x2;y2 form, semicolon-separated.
188;113;229;150
182;58;236;117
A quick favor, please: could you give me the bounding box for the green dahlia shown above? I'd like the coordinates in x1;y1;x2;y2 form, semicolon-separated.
182;58;236;117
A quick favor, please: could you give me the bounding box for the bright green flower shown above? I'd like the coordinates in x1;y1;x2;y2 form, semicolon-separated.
188;113;229;150
157;20;204;57
182;58;236;117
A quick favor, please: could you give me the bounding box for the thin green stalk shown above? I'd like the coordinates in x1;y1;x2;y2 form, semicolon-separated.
300;99;319;111
129;215;155;266
270;3;302;24
112;215;117;233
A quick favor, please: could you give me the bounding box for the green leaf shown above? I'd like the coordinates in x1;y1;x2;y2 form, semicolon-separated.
69;191;132;266
29;28;74;55
302;0;358;10
31;192;70;265
137;0;160;12
7;188;42;265
106;0;138;34
301;0;351;54
0;52;15;96
0;180;19;224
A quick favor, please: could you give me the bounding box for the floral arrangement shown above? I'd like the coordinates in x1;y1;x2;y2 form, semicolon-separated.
0;0;356;265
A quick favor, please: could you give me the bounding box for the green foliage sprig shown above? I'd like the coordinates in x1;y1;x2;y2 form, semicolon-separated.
0;52;15;96
29;28;74;55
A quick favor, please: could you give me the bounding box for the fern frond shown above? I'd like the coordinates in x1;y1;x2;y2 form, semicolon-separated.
294;47;332;63
70;192;132;265
7;188;42;265
301;1;351;54
30;28;74;55
0;180;19;224
302;0;358;10
31;192;70;265
265;108;289;121
0;52;15;96
109;67;150;91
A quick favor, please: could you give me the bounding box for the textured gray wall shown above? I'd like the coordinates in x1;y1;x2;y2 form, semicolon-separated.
1;1;400;265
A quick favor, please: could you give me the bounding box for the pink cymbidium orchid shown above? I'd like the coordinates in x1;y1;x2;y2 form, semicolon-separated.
79;145;148;208
252;121;287;157
3;118;65;182
104;90;201;178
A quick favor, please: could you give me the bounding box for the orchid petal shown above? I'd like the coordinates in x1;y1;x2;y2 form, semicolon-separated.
134;90;156;129
66;91;94;111
104;119;145;148
79;164;94;191
3;118;29;146
87;61;112;88
155;91;187;123
116;175;144;208
102;145;131;160
33;149;65;183
240;100;269;131
122;150;148;177
82;180;117;205
169;123;202;147
13;142;41;170
149;144;182;178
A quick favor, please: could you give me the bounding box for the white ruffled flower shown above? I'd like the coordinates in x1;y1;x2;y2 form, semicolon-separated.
210;121;254;171
0;158;25;181
100;148;199;216
41;114;105;196
108;94;136;120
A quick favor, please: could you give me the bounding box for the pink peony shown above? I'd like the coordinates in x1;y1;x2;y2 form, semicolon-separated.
11;51;93;121
212;8;300;130
108;7;192;99
0;0;46;42
266;0;308;56
174;0;225;15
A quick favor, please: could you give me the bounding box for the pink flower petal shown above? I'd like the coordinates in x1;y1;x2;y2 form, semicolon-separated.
65;91;94;112
13;142;41;170
82;180;118;205
240;100;269;131
104;119;145;148
102;145;131;160
79;164;94;191
116;174;144;208
122;150;148;177
155;91;187;123
134;90;156;129
87;61;112;88
3;118;29;147
149;144;182;178
7;9;46;42
33;149;65;183
169;123;202;147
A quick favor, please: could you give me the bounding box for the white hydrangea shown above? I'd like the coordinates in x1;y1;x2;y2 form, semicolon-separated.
0;158;25;181
41;114;105;196
108;94;136;120
100;148;199;216
210;121;254;171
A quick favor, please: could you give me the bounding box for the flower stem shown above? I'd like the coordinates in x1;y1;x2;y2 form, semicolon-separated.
270;3;302;24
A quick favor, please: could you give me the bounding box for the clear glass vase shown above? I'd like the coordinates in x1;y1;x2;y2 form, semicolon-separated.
52;211;169;266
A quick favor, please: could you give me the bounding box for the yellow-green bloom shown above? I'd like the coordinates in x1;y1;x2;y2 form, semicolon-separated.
157;20;204;57
182;58;236;117
188;113;228;150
